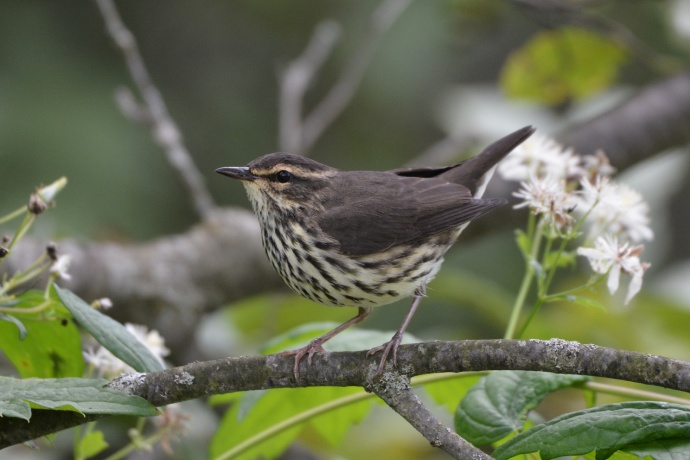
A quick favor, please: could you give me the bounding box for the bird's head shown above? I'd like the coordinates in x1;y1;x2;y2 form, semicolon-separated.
215;153;337;213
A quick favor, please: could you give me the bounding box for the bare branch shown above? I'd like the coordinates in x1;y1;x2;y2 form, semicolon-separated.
370;372;490;459
302;0;412;153
95;0;216;219
279;0;412;155
560;70;690;168
279;21;342;153
3;339;689;449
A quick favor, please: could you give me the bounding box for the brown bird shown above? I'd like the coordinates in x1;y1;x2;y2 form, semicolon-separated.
216;126;534;379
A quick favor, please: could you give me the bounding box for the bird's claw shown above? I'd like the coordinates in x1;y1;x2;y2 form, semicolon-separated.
281;339;327;382
367;331;404;376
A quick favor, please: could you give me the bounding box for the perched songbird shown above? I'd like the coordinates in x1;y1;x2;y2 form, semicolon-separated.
216;126;535;379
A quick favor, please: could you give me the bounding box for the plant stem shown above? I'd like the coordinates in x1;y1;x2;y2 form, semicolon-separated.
6;213;35;251
0;206;27;227
504;216;542;340
585;381;690;405
216;372;487;460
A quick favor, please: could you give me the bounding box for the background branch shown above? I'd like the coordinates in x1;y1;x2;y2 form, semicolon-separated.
95;0;216;219
279;0;412;155
2;209;283;359
560;70;690;168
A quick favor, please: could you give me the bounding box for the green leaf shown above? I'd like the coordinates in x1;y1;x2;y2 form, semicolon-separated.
55;286;164;373
493;401;690;460
0;396;31;420
543;249;576;271
212;323;388;459
77;430;109;459
0;376;158;420
624;439;690;460
501;27;628;106
0;290;84;378
563;295;607;311
424;375;481;413
0;312;27;339
455;370;590;445
262;322;421;355
514;229;531;259
211;390;302;460
210;386;372;460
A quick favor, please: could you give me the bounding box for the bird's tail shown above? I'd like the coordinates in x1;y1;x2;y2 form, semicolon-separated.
443;125;535;197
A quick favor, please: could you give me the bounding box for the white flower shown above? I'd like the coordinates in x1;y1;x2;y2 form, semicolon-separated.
498;133;583;182
577;235;649;304
84;346;130;378
125;323;170;365
83;323;169;378
581;150;616;178
578;176;653;242
50;255;72;281
93;298;113;310
513;174;576;231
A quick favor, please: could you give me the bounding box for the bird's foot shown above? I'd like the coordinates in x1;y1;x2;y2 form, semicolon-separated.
367;331;404;376
281;339;327;382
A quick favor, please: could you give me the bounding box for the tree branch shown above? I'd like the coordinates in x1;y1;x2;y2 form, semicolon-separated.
369;372;490;459
278;21;342;153
560;70;690;169
95;0;216;219
3;339;689;449
279;0;412;155
1;209;284;358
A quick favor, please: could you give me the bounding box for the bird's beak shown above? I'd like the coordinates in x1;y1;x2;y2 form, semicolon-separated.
215;166;257;182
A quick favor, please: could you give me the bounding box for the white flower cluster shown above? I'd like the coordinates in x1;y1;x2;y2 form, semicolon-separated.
498;132;652;304
84;323;170;378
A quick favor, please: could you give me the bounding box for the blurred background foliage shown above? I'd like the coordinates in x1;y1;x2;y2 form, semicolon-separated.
2;0;690;459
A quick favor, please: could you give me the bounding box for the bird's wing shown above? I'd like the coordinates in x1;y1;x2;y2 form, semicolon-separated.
316;174;504;256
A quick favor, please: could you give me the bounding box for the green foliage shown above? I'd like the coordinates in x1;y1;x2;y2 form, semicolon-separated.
209;323;422;459
0;290;84;378
56;286;164;373
211;387;372;460
493;401;690;460
455;371;590;445
262;321;421;355
0;376;158;420
501;27;628;106
76;430;109;459
423;374;481;413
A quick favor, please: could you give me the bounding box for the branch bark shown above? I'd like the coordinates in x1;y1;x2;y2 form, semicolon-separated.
3;339;689;451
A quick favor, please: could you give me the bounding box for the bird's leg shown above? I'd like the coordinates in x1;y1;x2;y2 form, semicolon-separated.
281;306;372;381
368;285;426;376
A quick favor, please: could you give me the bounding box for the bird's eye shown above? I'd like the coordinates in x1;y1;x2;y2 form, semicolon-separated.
276;170;291;183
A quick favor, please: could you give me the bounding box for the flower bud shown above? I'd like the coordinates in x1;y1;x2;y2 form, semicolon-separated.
36;177;68;203
27;193;47;214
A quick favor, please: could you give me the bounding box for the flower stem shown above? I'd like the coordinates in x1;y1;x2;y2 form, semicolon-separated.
0;206;27;227
504;215;542;340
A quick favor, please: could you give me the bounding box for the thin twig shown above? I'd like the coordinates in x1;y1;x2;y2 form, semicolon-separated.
95;0;216;219
278;21;342;153
302;0;412;153
279;0;412;155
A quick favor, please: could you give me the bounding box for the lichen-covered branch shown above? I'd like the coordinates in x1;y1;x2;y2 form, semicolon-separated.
3;339;689;449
